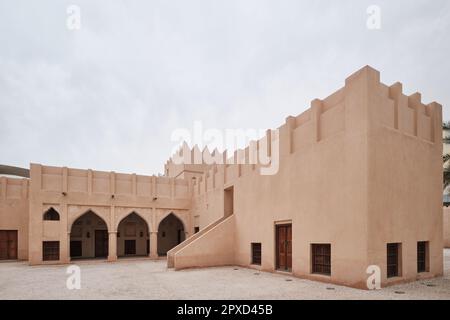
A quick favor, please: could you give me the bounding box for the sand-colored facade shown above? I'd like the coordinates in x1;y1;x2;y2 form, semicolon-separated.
0;177;29;260
444;207;450;248
1;165;193;264
0;66;445;289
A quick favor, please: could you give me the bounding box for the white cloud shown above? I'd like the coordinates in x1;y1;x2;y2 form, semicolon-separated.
0;0;449;174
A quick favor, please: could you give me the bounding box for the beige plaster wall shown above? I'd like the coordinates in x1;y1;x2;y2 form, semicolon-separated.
28;164;191;265
1;65;443;290
167;214;231;267
173;215;235;269
0;177;29;260
363;70;443;285
173;66;443;289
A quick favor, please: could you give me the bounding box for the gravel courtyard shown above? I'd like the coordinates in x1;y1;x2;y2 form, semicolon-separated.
1;250;450;300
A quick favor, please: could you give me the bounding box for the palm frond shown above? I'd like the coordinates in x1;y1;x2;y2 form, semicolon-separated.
444;154;450;191
445;171;450;189
443;154;450;163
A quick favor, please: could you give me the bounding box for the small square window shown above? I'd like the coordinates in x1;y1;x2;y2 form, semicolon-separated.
43;241;60;261
251;243;261;265
387;243;401;278
417;241;429;273
311;244;331;276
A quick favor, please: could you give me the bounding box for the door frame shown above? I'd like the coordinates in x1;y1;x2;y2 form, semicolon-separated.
275;222;292;272
0;230;18;260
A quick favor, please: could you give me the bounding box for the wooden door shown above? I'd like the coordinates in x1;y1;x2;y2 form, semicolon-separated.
0;230;18;260
276;225;292;271
70;241;82;257
95;230;108;258
124;240;136;255
277;226;287;270
286;226;292;269
0;231;6;260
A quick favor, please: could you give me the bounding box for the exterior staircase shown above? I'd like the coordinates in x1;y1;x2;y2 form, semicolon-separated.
167;214;233;268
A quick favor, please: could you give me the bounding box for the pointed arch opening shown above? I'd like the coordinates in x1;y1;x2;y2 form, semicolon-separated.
70;210;108;260
43;207;60;221
117;212;149;257
157;213;185;256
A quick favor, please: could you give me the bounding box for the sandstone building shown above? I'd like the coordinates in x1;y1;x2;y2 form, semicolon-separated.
0;66;444;289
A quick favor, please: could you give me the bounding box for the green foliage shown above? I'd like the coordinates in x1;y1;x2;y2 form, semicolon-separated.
443;121;450;130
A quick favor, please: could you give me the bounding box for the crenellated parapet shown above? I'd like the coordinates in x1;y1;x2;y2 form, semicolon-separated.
30;164;190;200
169;66;443;198
385;82;442;143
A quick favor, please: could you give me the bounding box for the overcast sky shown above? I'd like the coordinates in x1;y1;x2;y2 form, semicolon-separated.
0;0;449;175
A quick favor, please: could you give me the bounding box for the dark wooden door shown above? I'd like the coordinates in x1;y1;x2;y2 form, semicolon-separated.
0;230;18;260
0;232;6;260
286;226;292;269
124;240;136;255
276;225;292;271
277;226;286;270
70;241;82;257
95;230;108;258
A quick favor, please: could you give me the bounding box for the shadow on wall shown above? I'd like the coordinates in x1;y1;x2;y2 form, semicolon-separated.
70;211;108;259
158;213;185;256
117;212;149;257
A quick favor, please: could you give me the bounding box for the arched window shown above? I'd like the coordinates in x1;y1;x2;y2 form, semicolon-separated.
43;208;60;221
